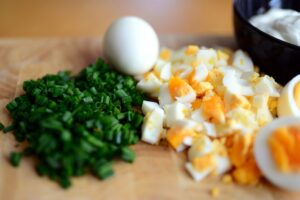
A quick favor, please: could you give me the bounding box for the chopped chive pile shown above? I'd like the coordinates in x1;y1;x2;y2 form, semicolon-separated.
2;59;144;188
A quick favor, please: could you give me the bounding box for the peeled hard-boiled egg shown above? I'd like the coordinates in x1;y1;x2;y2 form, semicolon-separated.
103;16;159;75
254;117;300;191
277;75;300;117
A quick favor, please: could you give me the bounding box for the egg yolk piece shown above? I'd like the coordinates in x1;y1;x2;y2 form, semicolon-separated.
294;82;300;109
160;49;171;61
202;95;226;124
185;45;199;56
166;127;197;149
168;77;195;100
192;154;216;172
268;126;300;173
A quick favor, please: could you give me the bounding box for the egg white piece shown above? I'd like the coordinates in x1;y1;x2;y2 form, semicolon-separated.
158;83;174;106
175;119;203;132
277;74;300;117
254;75;280;97
141;107;165;144
232;50;254;72
203;122;217;138
188;136;214;161
136;73;162;97
159;62;172;81
196;48;218;69
252;95;273;126
103;16;159;75
215;155;232;175
254;117;300;191
164;102;190;127
223;70;254;96
193;64;209;82
191;109;206;123
142;100;161;115
185;162;212;182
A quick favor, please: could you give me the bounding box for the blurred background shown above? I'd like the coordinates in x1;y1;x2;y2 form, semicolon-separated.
0;0;232;37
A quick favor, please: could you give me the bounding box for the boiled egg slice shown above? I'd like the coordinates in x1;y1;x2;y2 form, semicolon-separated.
277;74;300;117
254;117;300;191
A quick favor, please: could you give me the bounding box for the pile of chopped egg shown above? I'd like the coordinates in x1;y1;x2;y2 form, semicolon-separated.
136;45;282;185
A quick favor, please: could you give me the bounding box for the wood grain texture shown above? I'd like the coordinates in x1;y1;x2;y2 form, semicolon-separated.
0;37;299;200
0;0;232;37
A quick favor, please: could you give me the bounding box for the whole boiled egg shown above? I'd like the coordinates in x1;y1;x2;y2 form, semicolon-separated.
103;16;159;75
277;75;300;117
254;117;300;191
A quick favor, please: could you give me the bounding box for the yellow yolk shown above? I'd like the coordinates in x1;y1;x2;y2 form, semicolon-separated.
192;99;202;110
294;82;300;109
189;81;213;97
222;174;233;184
168;77;195;100
202;95;226;124
268;126;300;173
191;60;200;68
185;45;199;56
226;133;254;167
210;187;220;198
217;50;229;61
160;49;171;60
232;155;261;185
228;94;251;110
166;127;197;149
268;97;278;116
192;154;216;172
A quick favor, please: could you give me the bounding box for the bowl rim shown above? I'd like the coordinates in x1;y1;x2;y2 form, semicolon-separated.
233;1;300;50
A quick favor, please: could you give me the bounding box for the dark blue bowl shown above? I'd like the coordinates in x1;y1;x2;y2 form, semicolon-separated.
234;0;300;84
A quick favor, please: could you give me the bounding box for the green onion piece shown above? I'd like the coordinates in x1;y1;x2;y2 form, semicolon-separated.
3;124;15;133
0;123;4;131
10;152;23;167
121;146;136;163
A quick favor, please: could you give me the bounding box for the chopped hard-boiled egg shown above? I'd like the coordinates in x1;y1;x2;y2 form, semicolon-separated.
164;101;191;127
254;75;280;97
158;83;174;106
232;50;254;72
137;45;283;188
141;107;165;144
169;77;196;103
137;72;162;97
142;100;161;115
166;127;198;152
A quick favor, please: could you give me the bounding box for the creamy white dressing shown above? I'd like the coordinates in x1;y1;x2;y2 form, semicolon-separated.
250;8;300;46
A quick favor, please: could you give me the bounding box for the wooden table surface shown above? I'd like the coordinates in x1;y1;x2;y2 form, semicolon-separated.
0;0;232;37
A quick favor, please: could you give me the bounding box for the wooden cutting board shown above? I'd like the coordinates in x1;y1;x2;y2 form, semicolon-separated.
0;37;299;200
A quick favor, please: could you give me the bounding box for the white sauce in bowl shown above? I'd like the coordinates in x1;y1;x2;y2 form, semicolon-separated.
250;8;300;46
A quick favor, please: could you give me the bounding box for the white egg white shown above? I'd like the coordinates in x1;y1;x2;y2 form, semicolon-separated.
254;117;300;191
141;107;165;144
